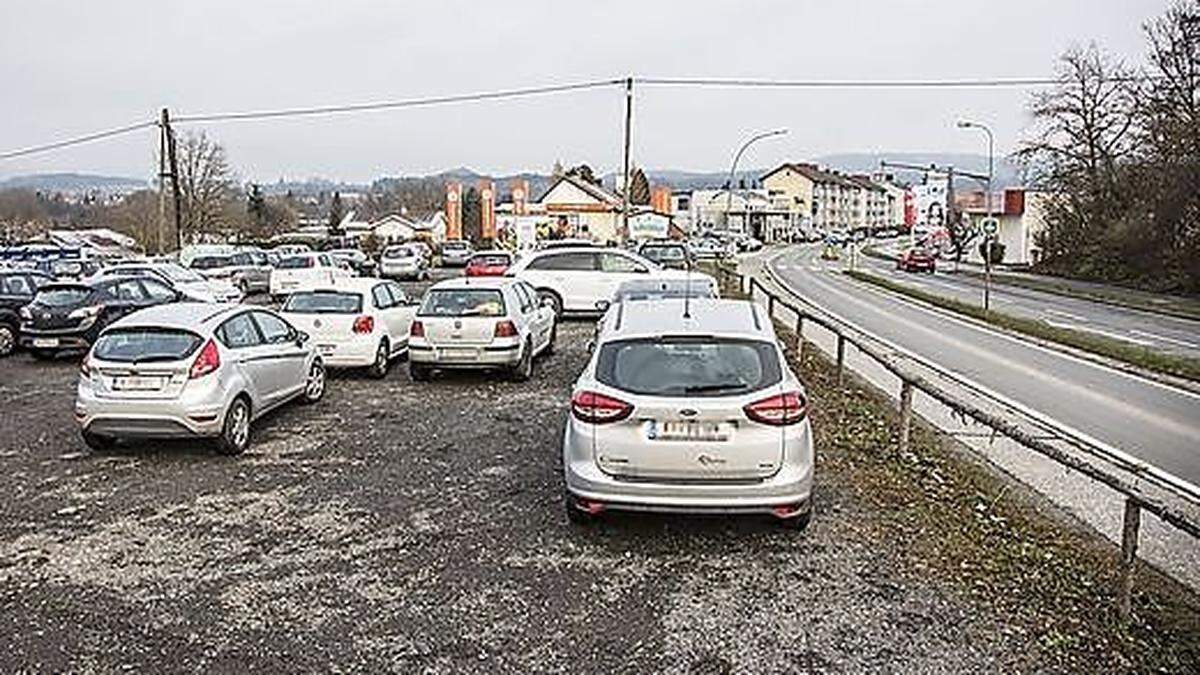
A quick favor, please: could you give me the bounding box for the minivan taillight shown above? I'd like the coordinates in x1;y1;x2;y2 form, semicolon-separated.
494;320;518;338
410;320;425;338
189;339;221;379
743;391;807;426
352;315;374;334
571;390;633;424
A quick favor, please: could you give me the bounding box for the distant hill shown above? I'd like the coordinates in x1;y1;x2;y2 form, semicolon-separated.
0;172;147;192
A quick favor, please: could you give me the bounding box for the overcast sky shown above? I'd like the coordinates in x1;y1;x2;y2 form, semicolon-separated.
0;0;1166;184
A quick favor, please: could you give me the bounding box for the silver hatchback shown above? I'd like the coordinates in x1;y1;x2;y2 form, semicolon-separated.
75;303;326;455
562;298;814;528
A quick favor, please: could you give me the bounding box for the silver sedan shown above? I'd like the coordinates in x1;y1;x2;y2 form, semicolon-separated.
75;303;325;455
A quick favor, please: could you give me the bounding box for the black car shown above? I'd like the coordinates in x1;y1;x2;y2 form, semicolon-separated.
637;240;693;270
0;270;54;357
19;276;184;357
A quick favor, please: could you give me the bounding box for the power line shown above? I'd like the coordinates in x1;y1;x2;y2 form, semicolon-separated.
172;78;625;123
638;75;1156;88
0;120;156;160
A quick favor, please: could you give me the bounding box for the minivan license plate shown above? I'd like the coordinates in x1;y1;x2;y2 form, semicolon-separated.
651;420;729;442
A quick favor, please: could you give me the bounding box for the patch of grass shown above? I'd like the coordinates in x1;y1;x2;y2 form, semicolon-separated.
845;269;1200;383
958;270;1200;322
772;317;1200;671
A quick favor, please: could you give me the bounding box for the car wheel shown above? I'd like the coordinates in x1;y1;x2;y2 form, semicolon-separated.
777;508;812;532
81;429;116;452
565;495;599;525
369;339;390;379
543;322;557;356
0;322;15;357
410;362;431;381
510;340;533;382
302;361;326;403
215;397;252;456
538;290;563;318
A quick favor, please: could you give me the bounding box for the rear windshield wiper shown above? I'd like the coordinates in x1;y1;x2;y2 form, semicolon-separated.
682;382;749;394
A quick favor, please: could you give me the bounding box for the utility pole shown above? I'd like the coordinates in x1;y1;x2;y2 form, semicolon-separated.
621;76;633;241
163;108;184;253
156;111;169;256
958;119;996;313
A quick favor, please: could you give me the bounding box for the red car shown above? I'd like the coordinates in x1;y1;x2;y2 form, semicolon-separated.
897;248;936;273
465;251;514;277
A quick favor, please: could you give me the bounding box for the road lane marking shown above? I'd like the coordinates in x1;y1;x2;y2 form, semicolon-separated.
1044;308;1089;322
1041;319;1153;346
1130;330;1200;350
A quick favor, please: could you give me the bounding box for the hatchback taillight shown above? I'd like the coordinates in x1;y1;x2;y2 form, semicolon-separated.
743;391;807;426
410;320;425;338
571;390;633;424
494;320;518;338
189;339;221;379
352;315;374;334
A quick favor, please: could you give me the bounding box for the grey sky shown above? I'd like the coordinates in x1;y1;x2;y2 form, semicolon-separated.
0;0;1165;184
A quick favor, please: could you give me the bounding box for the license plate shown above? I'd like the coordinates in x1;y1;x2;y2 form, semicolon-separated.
113;376;165;391
31;338;58;348
650;420;731;442
439;347;477;360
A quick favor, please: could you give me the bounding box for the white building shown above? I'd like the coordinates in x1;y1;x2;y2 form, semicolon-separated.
961;188;1049;265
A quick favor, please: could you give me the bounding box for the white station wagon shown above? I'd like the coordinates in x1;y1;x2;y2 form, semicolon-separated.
408;277;555;381
280;278;416;378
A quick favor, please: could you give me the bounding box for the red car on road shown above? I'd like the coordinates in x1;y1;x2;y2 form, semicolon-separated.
897;248;937;273
465;251;514;277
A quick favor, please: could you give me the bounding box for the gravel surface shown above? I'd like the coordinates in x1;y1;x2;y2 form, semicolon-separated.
0;271;1192;673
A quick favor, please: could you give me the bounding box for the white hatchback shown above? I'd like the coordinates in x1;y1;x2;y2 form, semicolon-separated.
269;252;352;300
506;247;715;316
279;278;416;378
408;277;555;381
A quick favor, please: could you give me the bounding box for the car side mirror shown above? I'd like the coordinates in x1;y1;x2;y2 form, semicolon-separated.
295;330;310;346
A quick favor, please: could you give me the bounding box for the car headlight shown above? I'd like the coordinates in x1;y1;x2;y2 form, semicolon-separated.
68;305;104;320
19;306;32;321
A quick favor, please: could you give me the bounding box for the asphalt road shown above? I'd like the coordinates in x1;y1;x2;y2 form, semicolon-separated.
770;245;1200;486
861;241;1200;359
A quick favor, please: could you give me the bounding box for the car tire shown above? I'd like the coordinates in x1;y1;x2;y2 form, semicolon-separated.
543;322;557;356
0;321;16;357
777;508;812;532
537;289;563;318
302;361;326;403
564;495;598;525
369;339;390;379
509;340;533;382
215;397;252;456
410;362;431;382
81;429;116;452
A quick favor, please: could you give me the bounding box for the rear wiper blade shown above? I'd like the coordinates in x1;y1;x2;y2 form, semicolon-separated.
683;383;748;394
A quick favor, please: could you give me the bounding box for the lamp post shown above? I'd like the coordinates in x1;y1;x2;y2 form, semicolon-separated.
957;119;994;313
725;128;787;238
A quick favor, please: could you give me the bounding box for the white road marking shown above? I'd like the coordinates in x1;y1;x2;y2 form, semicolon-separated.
1043;308;1089;322
1130;330;1200;350
1042;319;1153;346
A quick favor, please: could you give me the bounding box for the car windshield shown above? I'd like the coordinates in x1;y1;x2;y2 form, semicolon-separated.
596;337;781;397
384;247;414;259
642;246;686;262
191;256;231;270
92;328;204;363
35;286;92;307
158;265;205;283
443;242;469;251
283;291;363;314
278;256;315;269
419;289;506;317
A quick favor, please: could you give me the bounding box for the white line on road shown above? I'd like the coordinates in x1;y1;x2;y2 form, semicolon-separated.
1130;330;1200;350
1043;308;1089;322
1042;319;1153;346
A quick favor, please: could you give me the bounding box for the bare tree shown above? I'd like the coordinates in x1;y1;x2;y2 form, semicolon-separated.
175;131;238;242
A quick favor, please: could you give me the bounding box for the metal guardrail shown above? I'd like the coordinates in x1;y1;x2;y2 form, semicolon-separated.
714;263;1200;621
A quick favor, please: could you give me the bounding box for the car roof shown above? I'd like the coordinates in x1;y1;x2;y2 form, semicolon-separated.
599;298;772;342
429;276;517;290
470;250;512;257
107;302;246;332
287;277;392;295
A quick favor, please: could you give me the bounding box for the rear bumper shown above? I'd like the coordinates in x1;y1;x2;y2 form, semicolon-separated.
74;379;230;439
409;341;520;367
20;324;96;350
314;339;378;367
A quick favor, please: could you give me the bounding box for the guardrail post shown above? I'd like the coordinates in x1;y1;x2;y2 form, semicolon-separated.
898;380;914;453
768;294;775;319
836;333;847;386
1119;499;1141;622
795;316;804;360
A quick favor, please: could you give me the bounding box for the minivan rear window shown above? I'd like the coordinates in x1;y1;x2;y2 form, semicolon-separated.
191;256;231;270
595;337;781;397
283;292;363;314
35;286;92;307
419;289;506;317
92;329;204;363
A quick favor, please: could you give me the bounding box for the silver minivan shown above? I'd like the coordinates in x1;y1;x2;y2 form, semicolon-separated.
562;298;814;528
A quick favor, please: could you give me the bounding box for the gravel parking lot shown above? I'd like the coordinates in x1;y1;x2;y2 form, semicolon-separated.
0;271;1194;673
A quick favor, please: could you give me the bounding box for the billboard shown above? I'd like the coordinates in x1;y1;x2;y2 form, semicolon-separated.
911;172;949;226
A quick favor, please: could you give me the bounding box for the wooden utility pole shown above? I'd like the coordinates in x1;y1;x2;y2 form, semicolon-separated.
156;111;169;255
621;77;633;240
162;108;184;252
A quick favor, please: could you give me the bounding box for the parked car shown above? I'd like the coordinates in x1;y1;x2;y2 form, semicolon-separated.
562;297;813;528
269;253;353;300
97;261;243;303
407;241;434;265
465;250;514;277
507;247;714;317
273;244;313;256
439;240;474;267
189;250;272;295
408;277;555;382
0;269;53;357
610;277;719;305
896;247;937;273
48;258;103;280
736;236;764;253
280;278;415;378
19;276;184;358
637;240;692;270
379;244;430;280
689;238;730;260
75;304;325;454
328;248;376;276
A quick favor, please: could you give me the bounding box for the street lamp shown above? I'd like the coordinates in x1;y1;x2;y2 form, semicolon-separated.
957;119;994;313
725;128;788;238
